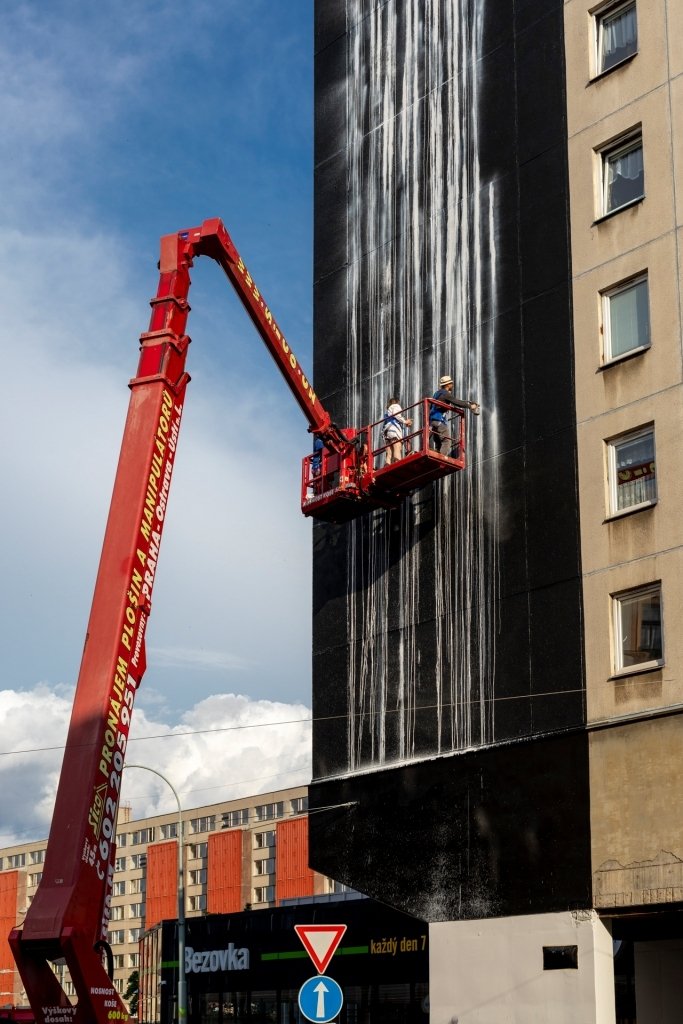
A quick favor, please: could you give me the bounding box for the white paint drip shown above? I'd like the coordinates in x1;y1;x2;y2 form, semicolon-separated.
345;0;499;771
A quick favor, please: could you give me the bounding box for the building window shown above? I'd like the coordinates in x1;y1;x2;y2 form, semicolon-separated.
254;858;275;876
28;872;43;887
254;802;284;823
595;0;637;74
129;903;144;919
290;796;308;814
109;930;125;945
116;832;127;847
130;854;146;870
159;822;179;840
113;955;125;970
129;877;145;894
188;868;207;885
607;426;656;515
128;928;142;943
254;830;276;849
253;886;275;904
189;894;207;912
113;880;126;897
222;807;249;829
30;849;45;864
602;274;650;362
131;828;154;846
612;584;662;673
128;953;139;969
601;132;644;215
7;853;26;868
114;857;127;872
111;905;125;921
189;816;216;834
189;842;208;859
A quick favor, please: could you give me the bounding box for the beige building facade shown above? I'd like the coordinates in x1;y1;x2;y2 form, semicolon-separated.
565;0;683;912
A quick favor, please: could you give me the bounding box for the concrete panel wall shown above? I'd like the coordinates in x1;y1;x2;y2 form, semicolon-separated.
429;911;615;1024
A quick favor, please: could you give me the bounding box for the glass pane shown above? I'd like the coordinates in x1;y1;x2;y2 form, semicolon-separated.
608;279;649;357
251;990;278;1023
600;3;637;72
619;589;662;667
605;142;643;212
614;432;655;510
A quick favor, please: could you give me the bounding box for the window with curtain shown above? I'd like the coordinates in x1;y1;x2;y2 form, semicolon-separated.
613;584;662;672
602;275;650;360
607;426;656;514
597;1;637;73
602;135;644;214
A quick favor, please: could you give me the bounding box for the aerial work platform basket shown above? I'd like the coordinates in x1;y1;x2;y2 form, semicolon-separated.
301;398;466;522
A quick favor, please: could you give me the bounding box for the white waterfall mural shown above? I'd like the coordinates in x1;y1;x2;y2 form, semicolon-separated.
345;0;500;771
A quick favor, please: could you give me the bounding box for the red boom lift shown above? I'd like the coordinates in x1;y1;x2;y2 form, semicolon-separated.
9;219;471;1024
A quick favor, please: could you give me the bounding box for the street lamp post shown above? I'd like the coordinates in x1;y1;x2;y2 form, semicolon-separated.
125;765;187;1022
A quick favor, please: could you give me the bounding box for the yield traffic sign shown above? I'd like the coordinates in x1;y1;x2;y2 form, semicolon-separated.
294;924;347;974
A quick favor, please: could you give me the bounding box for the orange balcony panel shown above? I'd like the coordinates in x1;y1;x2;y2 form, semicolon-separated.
146;841;178;929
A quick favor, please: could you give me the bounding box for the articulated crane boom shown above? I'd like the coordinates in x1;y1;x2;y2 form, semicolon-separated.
10;219;470;1024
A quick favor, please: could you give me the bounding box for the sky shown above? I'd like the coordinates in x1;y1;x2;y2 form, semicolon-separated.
0;1;316;845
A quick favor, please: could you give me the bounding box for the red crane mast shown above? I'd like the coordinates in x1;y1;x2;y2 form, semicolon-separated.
10;219;471;1024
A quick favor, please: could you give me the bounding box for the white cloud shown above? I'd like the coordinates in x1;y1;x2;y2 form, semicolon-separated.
0;685;311;847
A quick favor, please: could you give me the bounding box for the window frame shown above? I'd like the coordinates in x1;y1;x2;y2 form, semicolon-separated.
597;129;644;219
611;582;663;676
605;424;657;519
600;272;650;365
592;0;638;78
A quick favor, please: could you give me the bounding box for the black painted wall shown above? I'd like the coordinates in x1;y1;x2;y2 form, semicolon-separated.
310;0;590;921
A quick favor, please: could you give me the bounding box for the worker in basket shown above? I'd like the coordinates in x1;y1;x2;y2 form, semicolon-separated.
430;375;480;455
382;396;413;465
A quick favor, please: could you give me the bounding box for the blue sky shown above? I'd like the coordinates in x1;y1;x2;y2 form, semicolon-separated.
0;1;316;842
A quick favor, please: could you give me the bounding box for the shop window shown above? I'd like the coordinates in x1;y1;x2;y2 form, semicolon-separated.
601;274;650;362
612;583;662;673
607;426;656;515
600;132;643;215
594;0;637;74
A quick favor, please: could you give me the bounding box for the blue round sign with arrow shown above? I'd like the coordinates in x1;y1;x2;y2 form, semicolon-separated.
298;975;344;1023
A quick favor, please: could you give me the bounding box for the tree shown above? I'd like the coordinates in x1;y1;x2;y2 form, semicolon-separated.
124;969;139;1017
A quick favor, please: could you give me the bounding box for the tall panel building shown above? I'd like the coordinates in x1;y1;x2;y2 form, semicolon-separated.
309;0;683;1019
